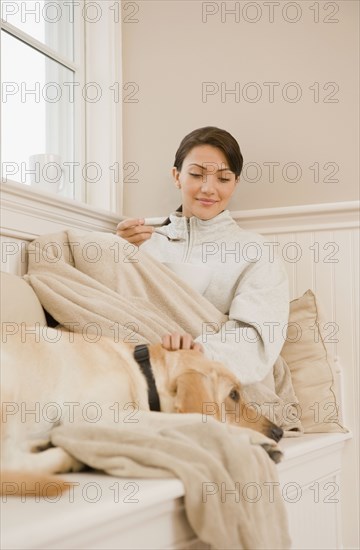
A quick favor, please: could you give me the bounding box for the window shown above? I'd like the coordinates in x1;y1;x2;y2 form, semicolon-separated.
1;0;122;213
1;0;85;201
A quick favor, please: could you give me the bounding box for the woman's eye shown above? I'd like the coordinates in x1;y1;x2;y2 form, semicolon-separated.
229;389;240;402
189;173;231;182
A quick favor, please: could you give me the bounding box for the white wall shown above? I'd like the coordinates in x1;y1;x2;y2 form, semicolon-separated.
121;0;359;217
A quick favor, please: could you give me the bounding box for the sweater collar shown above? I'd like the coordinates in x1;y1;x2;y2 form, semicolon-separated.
170;209;231;226
156;209;236;241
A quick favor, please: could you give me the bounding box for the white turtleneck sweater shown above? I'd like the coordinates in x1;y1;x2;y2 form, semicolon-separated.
141;210;289;385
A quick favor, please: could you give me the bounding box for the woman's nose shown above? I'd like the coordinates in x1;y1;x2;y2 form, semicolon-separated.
200;174;216;193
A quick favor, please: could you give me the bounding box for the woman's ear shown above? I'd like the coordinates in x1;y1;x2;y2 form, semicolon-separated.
172;167;181;189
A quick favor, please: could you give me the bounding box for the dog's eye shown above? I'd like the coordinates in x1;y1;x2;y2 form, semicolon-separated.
229;388;240;402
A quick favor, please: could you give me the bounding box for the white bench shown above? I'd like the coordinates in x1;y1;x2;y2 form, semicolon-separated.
1;432;351;550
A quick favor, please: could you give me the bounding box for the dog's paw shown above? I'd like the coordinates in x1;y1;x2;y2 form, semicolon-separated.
261;443;283;464
68;457;84;472
51;448;84;473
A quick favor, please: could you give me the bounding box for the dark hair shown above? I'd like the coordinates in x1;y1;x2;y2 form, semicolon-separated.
162;126;243;225
174;126;243;177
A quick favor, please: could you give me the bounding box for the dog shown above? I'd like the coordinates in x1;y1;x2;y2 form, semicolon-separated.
1;327;283;489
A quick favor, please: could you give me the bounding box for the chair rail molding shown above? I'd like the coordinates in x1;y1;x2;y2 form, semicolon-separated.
1;181;358;239
0;180;120;240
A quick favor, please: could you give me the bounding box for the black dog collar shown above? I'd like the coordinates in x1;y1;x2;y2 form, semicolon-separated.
133;344;161;412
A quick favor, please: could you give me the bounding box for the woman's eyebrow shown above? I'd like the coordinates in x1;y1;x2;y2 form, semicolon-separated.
188;163;231;172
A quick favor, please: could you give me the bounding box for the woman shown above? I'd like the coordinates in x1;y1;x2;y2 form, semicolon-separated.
117;127;289;385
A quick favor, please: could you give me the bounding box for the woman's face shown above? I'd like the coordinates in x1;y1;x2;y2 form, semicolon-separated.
172;145;238;220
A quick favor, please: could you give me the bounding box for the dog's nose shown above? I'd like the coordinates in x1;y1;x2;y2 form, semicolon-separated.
270;426;283;442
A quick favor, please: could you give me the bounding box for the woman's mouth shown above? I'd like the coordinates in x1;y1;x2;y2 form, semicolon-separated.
196;199;218;206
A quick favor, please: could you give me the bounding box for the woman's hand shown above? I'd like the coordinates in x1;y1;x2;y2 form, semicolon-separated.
116;218;154;246
161;332;204;353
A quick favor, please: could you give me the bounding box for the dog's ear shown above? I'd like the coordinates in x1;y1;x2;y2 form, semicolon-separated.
174;371;217;416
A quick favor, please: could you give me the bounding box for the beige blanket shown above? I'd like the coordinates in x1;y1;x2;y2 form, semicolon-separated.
51;412;291;550
24;229;302;433
243;355;303;435
25;229;227;343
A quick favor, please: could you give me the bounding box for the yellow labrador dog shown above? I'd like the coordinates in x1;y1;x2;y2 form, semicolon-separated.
1;327;282;484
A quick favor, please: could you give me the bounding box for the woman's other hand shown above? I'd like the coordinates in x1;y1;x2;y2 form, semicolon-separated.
161;332;204;353
116;218;154;245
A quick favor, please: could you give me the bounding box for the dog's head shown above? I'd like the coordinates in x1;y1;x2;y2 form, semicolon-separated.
148;344;283;443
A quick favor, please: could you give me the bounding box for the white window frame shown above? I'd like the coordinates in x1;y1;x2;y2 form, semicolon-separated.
84;0;123;214
0;0;123;217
